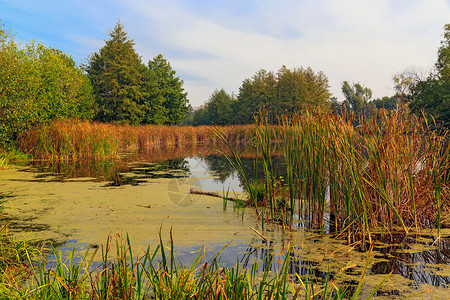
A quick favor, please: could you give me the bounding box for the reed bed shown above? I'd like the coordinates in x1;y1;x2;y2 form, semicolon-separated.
2;231;387;299
219;109;450;244
292;110;449;241
17;120;276;161
14;110;450;243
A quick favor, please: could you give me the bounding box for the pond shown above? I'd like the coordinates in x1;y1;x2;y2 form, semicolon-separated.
1;147;449;298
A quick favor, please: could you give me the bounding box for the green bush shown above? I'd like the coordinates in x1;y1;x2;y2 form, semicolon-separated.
0;23;94;148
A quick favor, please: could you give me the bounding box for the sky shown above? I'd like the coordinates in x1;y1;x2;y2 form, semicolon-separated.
1;0;449;107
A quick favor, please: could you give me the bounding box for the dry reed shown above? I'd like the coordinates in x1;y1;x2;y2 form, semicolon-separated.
257;109;450;243
17;120;272;161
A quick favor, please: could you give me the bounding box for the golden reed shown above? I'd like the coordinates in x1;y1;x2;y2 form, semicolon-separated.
17;119;274;161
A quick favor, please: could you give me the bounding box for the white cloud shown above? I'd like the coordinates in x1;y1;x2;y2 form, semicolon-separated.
92;0;450;105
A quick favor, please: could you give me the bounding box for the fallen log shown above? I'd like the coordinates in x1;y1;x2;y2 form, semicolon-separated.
189;188;244;202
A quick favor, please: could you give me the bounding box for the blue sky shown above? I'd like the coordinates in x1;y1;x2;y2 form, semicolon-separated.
1;0;449;107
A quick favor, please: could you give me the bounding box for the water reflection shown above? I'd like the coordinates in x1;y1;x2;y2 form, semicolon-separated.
235;234;450;292
9;148;450;294
106;159;189;186
370;234;450;288
23;146;286;190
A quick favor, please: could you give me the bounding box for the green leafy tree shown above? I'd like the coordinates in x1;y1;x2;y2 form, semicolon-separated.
192;89;234;125
34;46;94;121
234;66;331;124
276;65;330;114
373;96;398;110
0;23;94;148
0;25;37;147
410;24;450;128
234;69;277;124
341;81;373;113
86;21;146;124
148;54;189;125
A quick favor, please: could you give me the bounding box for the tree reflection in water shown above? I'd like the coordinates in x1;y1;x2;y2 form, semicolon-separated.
235;233;450;295
370;235;450;288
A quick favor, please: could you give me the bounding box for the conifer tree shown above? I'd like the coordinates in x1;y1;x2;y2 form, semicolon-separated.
139;67;167;124
148;54;189;125
86;21;146;124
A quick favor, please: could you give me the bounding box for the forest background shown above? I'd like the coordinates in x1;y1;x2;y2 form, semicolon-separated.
1;21;449;149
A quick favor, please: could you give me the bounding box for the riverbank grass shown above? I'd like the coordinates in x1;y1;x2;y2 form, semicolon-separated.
0;229;390;299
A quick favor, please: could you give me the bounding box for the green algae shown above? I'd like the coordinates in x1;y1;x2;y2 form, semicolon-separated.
0;166;258;248
1;163;450;298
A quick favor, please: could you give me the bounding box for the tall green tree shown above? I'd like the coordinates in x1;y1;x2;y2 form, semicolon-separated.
192;89;234;125
86;21;146;124
410;24;450;128
148;54;189;125
206;89;234;125
139;66;167;124
234;66;330;124
341;81;373;113
276;66;330;113
234;69;277;124
0;23;94;147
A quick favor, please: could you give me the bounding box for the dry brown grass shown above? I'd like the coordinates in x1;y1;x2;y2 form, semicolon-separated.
261;109;450;241
17;120;270;161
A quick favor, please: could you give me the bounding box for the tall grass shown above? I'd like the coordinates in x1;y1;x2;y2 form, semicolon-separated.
219;109;449;244
4;231;387;299
17;119;268;161
0;148;31;169
0;224;41;298
0;156;7;169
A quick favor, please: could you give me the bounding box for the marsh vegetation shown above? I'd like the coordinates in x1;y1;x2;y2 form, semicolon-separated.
1;19;449;299
1;107;449;298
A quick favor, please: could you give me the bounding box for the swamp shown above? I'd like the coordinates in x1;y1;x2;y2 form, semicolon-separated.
1;17;450;299
1;109;449;299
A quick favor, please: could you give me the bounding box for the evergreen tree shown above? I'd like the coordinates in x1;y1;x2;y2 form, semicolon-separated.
206;89;234;125
140;67;167;124
191;105;208;125
148;54;189;125
86;21;146;124
192;89;234;125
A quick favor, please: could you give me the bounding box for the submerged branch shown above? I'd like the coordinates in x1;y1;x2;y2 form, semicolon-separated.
189;188;242;202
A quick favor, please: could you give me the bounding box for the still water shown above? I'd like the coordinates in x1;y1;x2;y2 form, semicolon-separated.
1;150;449;298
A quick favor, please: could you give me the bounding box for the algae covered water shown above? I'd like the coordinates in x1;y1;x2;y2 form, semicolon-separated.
1;152;450;298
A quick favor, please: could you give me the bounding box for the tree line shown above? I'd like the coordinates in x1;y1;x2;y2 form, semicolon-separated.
189;68;399;126
190;66;331;125
190;24;449;128
1;20;448;148
0;21;189;148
